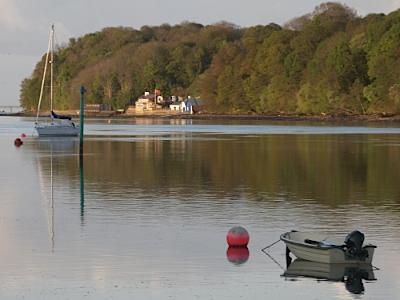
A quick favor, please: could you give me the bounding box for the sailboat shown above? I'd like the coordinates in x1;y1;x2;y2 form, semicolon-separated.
35;25;79;137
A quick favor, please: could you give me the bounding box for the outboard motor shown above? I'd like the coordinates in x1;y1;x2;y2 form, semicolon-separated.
345;230;368;260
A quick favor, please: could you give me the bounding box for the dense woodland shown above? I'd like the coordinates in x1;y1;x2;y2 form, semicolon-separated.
20;3;400;114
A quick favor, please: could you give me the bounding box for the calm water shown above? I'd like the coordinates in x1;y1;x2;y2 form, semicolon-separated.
1;116;400;299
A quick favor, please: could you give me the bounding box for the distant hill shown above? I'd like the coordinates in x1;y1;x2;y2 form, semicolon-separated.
20;2;400;115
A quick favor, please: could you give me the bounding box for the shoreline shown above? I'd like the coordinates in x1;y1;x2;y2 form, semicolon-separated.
6;111;400;123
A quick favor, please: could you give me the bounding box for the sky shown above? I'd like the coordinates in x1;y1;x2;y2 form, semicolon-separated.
1;0;400;107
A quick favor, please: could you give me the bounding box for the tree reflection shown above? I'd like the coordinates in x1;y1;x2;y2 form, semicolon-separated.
32;134;400;206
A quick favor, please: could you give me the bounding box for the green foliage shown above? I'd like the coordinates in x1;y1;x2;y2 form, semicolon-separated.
21;22;241;111
19;3;400;115
365;21;400;112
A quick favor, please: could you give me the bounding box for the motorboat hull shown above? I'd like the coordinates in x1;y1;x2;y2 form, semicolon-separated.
281;232;376;264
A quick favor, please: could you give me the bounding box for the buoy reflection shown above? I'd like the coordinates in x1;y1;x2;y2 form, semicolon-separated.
226;246;249;265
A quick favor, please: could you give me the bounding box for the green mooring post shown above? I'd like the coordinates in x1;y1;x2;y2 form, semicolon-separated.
79;86;86;146
79;85;86;218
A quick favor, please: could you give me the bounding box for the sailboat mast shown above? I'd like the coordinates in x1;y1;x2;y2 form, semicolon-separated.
50;24;54;113
35;27;52;123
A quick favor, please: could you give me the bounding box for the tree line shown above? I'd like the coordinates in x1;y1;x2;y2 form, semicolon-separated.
20;2;400;114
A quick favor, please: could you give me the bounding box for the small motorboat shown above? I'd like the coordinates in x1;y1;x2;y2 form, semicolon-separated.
280;230;376;264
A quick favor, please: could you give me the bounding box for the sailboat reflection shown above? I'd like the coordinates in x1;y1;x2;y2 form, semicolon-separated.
37;137;78;153
283;258;376;295
35;137;84;250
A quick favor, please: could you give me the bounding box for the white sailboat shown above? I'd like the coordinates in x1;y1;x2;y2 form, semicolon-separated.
35;25;79;137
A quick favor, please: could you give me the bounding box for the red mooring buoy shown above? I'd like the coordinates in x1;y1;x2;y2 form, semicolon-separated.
227;226;249;247
20;133;27;138
14;138;23;147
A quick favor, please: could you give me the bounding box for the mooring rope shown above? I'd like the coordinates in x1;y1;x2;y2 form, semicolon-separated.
261;239;281;252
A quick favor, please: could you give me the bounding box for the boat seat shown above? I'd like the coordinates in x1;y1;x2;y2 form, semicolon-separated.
304;239;341;248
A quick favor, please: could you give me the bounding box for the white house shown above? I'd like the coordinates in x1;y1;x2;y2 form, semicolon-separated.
182;98;204;114
135;92;162;112
169;101;182;111
169;97;204;114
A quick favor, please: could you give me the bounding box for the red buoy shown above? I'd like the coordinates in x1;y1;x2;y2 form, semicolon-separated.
20;133;27;138
227;246;249;265
14;138;23;147
227;226;249;247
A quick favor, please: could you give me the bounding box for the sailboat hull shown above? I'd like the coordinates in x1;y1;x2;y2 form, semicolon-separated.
36;123;79;137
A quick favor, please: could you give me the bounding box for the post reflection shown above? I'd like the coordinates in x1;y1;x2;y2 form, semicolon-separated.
79;142;85;220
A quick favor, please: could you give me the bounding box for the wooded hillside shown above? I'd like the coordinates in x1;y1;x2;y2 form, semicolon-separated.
20;3;400;114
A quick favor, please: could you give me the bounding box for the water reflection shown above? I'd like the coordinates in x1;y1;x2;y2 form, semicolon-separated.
226;247;250;265
36;137;79;152
283;259;376;295
35;137;84;247
4;122;399;299
28;133;400;206
80;147;85;219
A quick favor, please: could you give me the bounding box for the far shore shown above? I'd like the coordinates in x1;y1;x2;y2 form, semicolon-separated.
5;111;400;123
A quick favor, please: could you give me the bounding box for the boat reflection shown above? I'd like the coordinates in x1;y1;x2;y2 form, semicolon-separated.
34;137;85;249
283;259;376;295
36;137;79;152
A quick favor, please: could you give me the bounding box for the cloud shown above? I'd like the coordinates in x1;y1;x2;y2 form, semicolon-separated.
0;0;27;29
389;0;400;11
